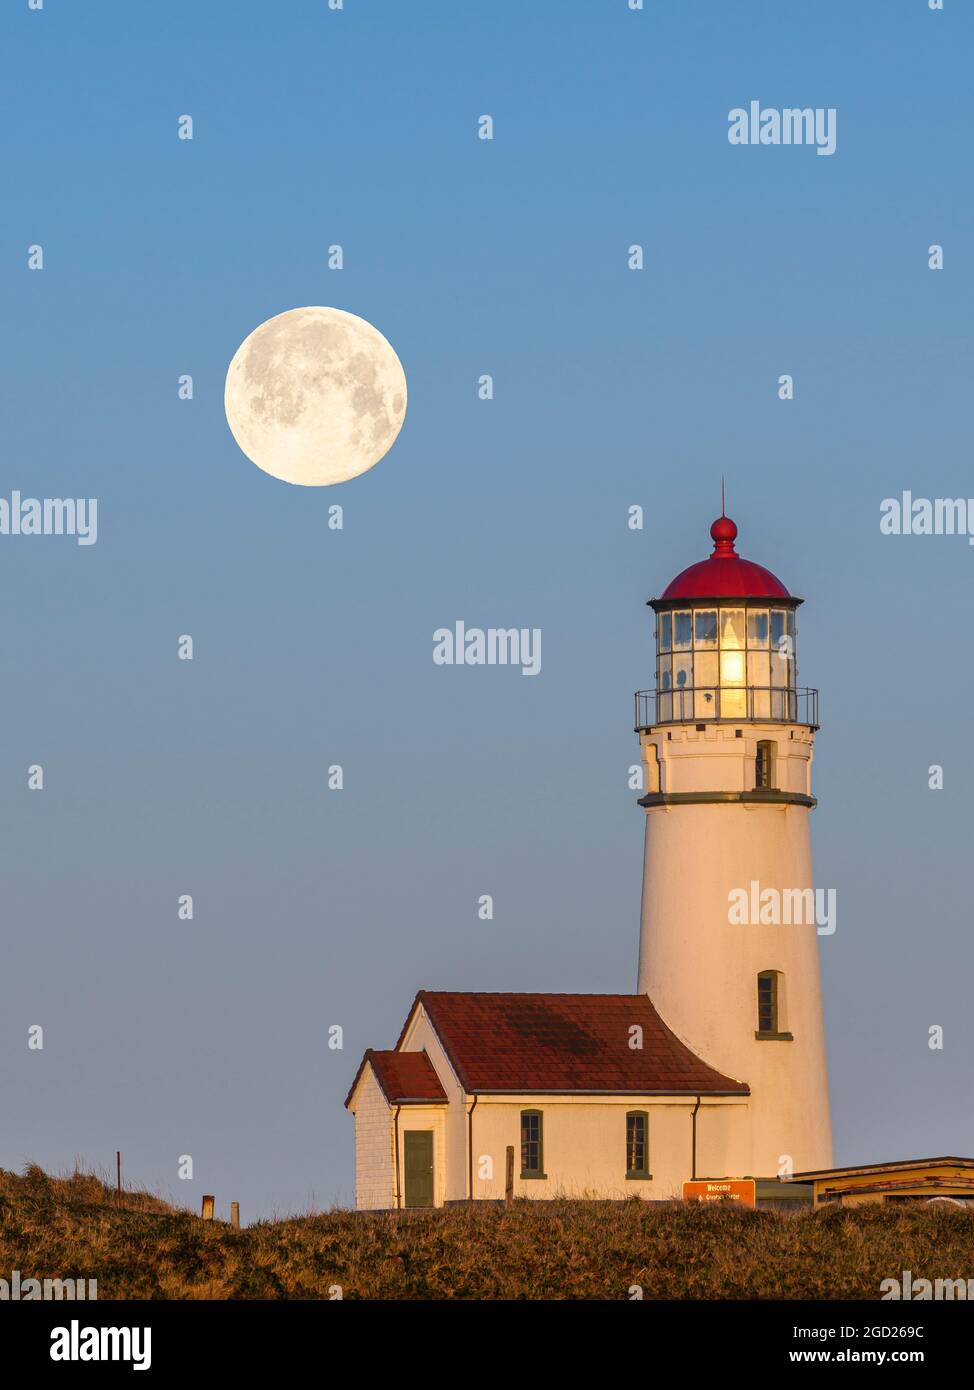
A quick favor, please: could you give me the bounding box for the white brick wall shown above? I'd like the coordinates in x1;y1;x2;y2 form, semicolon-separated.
352;1067;395;1210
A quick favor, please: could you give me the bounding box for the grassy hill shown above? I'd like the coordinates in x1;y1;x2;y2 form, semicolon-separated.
1;1164;971;1299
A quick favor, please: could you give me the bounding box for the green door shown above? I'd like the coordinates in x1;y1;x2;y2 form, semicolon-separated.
403;1130;434;1208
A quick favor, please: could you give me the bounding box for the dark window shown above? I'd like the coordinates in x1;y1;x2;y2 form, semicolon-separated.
757;971;778;1034
747;609;769;648
770;608;787;651
755;740;775;789
520;1110;543;1177
694;610;718;648
626;1111;649;1177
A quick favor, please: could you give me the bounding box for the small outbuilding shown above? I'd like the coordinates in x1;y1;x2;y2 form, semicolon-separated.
792;1156;974;1207
346;990;751;1209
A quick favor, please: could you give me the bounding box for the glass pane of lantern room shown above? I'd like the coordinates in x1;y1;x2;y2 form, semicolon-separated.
720;650;746;686
694;687;718;719
752;687;771;720
695;652;718;688
721;687;747;718
673;653;692;717
693;651;717;721
720;644;746;719
694;610;717;648
771;650;793;687
673;611;692;650
659;613;672;653
720;608;745;649
748;651;771;720
748;651;770;688
747;609;769;648
770;609;789;655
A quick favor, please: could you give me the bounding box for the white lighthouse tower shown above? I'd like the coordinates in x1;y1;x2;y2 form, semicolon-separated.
636;513;833;1179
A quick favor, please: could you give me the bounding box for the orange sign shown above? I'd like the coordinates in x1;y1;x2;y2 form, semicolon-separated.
683;1178;756;1207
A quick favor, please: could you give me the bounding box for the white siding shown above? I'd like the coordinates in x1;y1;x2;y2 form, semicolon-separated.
469;1095;751;1201
350;1067;395;1210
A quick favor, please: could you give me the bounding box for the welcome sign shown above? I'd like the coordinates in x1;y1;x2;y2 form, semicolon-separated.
683;1179;756;1207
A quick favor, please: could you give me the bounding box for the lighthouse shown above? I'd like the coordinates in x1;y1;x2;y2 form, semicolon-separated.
635;513;833;1179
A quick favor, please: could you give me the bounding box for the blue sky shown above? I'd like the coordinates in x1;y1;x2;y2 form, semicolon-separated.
2;0;972;1218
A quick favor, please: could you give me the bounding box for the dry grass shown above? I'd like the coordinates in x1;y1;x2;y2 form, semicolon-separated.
0;1164;176;1217
1;1164;972;1299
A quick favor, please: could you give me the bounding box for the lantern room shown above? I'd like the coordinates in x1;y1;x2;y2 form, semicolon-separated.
635;516;817;729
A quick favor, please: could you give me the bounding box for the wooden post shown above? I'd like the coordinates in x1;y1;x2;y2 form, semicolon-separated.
505;1145;514;1206
230;1202;240;1229
201;1195;215;1221
116;1152;122;1198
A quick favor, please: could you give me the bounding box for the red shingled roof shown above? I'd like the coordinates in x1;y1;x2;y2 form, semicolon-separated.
395;992;749;1095
346;1048;447;1107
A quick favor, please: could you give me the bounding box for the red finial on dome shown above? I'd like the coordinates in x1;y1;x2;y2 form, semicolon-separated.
710;514;738;556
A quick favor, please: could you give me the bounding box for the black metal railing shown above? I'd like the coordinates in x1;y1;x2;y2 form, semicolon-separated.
634;686;819;730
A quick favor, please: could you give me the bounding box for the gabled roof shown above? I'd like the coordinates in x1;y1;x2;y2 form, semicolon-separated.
345;1048;447;1108
395;991;749;1096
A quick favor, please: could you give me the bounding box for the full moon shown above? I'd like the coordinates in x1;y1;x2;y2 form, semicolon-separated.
224;306;407;486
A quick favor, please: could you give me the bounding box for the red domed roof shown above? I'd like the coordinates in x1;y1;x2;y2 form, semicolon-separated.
658;516;792;602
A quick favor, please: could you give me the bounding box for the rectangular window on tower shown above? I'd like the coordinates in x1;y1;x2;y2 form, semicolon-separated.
755;740;775;789
756;971;792;1039
757;971;777;1034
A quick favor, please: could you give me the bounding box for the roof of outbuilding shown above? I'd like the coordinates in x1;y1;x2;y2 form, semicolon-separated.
345;1048;448;1107
817;1177;974;1197
794;1156;974;1181
393;991;749;1096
